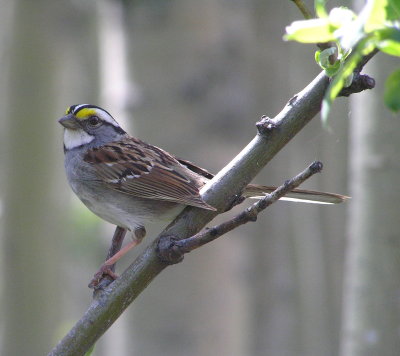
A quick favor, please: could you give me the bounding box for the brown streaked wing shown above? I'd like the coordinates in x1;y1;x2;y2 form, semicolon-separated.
84;137;216;210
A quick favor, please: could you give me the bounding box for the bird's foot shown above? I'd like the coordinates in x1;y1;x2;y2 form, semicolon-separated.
88;264;119;289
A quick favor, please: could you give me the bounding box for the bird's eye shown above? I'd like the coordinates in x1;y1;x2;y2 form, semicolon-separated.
88;116;101;127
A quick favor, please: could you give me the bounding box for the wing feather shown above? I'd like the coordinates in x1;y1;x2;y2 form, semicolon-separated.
84;137;216;210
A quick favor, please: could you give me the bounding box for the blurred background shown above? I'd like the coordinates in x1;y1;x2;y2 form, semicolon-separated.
0;0;399;355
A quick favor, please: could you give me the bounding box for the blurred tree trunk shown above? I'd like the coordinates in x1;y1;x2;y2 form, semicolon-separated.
125;2;253;355
1;1;66;354
249;2;349;356
286;27;349;356
248;2;301;355
96;1;134;354
340;55;400;355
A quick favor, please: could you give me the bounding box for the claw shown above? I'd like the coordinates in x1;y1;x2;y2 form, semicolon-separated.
88;264;119;289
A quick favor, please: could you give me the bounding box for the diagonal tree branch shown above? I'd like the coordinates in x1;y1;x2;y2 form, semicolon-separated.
48;53;375;355
158;161;324;261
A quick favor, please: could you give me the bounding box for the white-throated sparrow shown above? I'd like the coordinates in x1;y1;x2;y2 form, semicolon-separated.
59;104;347;274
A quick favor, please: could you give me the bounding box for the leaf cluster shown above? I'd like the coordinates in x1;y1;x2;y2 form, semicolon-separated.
286;0;400;119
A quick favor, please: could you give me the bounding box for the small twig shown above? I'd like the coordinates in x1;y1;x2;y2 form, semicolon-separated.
355;48;379;71
158;161;323;260
338;49;379;97
291;0;313;19
256;115;278;136
338;73;375;97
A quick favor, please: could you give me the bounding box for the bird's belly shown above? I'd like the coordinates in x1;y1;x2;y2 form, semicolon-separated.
70;179;184;231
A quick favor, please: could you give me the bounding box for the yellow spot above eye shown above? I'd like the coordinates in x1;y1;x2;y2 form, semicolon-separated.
65;106;72;114
75;108;97;120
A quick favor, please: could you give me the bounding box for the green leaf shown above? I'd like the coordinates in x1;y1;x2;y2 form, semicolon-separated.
365;0;390;32
327;52;360;100
315;0;328;18
321;38;375;122
321;55;358;122
325;61;342;76
344;72;354;87
321;98;331;122
315;50;321;63
285;18;337;43
386;0;400;21
384;69;400;111
375;27;400;41
315;47;342;76
374;27;400;56
378;39;400;55
318;47;337;68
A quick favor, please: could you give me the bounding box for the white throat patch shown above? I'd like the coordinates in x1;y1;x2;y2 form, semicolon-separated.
64;128;94;150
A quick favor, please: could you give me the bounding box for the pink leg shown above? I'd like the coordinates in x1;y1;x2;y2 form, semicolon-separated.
103;239;140;266
89;226;146;289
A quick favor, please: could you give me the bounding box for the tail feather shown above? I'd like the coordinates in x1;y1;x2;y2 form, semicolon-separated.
243;184;349;205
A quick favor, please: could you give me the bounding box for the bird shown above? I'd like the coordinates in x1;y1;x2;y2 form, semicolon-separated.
59;104;347;283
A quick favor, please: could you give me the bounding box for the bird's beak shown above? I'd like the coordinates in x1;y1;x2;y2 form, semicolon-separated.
58;114;80;129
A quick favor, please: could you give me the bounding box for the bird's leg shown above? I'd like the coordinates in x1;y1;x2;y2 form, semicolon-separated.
89;226;126;289
106;226;127;270
89;226;146;289
102;226;146;266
